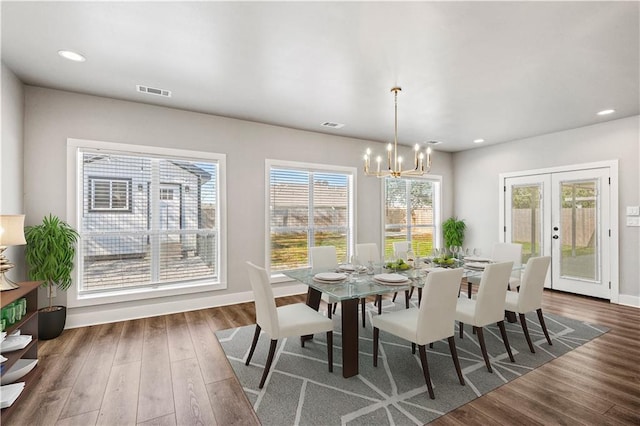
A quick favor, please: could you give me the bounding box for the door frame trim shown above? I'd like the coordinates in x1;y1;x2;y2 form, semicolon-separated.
498;160;619;303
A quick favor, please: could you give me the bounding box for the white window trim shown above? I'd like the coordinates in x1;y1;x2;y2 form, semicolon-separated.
66;138;228;308
380;174;443;253
265;159;357;282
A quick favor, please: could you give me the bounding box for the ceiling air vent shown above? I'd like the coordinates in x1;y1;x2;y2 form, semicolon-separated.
136;85;171;98
321;121;345;129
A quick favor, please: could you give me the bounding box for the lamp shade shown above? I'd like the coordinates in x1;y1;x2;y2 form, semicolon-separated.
0;215;27;246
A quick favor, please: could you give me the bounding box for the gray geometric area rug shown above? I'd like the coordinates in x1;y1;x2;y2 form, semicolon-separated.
216;299;608;425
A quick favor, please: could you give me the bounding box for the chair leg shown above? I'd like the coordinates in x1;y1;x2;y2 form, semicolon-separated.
537;308;553;345
392;292;398;302
475;326;492;373
497;320;515;362
519;312;536;353
326;331;333;372
429;342;433;349
259;339;278;389
245;324;261;365
327;303;332;320
448;336;465;385
377;295;382;314
404;290;410;309
333;303;337;314
418;345;435;399
459;322;464;339
412;342;416;354
373;327;379;367
361;298;366;328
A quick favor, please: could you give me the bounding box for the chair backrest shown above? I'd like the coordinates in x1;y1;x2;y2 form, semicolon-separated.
310;245;338;272
492;243;522;267
393;241;411;259
246;261;279;336
356;243;380;263
474;261;514;326
417;268;464;344
516;256;551;312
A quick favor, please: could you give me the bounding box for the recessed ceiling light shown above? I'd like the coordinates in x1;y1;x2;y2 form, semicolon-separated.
473;139;485;144
597;109;615;116
58;50;86;62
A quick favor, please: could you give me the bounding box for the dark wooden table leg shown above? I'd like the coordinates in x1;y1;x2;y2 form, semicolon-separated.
505;310;517;323
341;298;359;378
302;287;322;344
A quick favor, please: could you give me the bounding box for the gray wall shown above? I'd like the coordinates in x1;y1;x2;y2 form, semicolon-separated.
1;64;25;281
22;86;454;311
453;116;640;299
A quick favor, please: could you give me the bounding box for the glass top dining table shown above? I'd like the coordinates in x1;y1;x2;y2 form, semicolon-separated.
281;262;485;378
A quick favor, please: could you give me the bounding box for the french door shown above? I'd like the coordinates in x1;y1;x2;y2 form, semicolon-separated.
504;166;613;299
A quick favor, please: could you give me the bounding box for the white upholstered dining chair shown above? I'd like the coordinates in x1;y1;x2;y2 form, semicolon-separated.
245;261;334;388
372;268;466;399
504;256;552;353
355;242;380;264
466;242;522;297
310;246;368;327
456;261;516;373
391;240;413;304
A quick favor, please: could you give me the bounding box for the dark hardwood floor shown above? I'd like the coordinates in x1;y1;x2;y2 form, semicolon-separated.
4;288;639;425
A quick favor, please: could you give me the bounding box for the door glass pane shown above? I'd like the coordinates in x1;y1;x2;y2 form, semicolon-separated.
511;184;542;264
559;179;598;281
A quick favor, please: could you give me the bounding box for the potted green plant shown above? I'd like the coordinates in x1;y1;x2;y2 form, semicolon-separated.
24;214;79;340
442;216;466;248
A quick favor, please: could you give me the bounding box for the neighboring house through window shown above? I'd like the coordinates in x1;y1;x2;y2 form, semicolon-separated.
266;159;355;274
68;139;227;306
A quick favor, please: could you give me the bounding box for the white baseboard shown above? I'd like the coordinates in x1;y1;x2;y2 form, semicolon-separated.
617;293;640;308
66;282;308;329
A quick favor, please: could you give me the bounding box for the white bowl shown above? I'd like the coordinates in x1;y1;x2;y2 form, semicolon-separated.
1;358;38;385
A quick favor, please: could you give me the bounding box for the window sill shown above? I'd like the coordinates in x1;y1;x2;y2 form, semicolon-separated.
67;279;226;308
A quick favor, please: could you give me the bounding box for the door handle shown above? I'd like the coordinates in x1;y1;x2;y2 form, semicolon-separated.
552;235;559;239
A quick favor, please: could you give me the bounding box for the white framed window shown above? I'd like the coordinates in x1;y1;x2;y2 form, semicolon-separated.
383;176;441;258
266;159;356;274
89;177;132;212
67;139;227;307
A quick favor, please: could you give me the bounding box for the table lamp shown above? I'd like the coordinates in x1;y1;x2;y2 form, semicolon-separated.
0;214;27;291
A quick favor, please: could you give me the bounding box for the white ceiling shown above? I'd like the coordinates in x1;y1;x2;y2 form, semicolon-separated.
2;1;638;152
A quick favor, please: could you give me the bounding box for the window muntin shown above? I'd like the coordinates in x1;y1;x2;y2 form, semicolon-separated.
268;163;354;272
384;177;438;258
78;149;220;294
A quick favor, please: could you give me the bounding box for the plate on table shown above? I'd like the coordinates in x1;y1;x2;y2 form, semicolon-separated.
1;358;38;385
373;273;411;285
464;256;492;263
425;267;447;273
338;264;367;273
313;272;347;283
465;262;488;270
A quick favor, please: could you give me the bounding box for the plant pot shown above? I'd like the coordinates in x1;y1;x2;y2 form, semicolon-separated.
38;306;66;340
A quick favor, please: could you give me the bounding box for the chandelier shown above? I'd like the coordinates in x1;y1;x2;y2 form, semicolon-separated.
363;87;432;178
